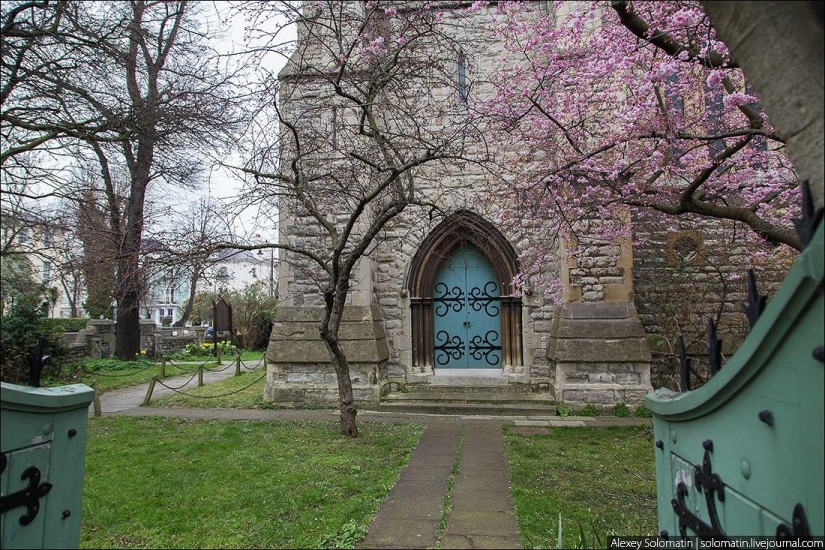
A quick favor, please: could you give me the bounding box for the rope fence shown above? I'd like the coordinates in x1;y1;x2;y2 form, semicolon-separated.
83;349;268;414
140;354;266;405
151;371;267;401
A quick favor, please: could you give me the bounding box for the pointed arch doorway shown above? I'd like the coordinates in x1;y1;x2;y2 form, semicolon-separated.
407;211;523;372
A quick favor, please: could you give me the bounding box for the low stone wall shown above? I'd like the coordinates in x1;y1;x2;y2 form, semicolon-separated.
63;320;207;359
547;301;652;410
151;326;204;356
263;306;389;407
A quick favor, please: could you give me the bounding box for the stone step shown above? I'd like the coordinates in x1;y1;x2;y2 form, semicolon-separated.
377;401;558;416
406;381;531;394
383;391;553;404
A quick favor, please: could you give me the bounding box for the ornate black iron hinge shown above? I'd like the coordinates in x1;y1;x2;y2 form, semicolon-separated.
671;441;727;540
0;461;53;526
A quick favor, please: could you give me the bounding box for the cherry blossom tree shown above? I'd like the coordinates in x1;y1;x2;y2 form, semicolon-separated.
483;0;800;295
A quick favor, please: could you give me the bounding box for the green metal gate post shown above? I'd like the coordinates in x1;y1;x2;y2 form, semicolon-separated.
1;382;95;549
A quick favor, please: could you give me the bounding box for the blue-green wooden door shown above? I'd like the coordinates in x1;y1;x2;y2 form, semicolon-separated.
432;243;501;369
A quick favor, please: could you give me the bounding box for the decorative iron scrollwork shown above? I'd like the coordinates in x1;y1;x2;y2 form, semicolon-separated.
433;283;464;316
671;446;727;540
670;443;813;541
777;503;812;540
469;330;502;366
434;330;464;365
469;281;500;316
0;466;53;526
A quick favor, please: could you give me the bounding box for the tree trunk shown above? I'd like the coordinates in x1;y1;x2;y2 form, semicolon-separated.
114;170;148;360
115;286;141;359
321;334;358;437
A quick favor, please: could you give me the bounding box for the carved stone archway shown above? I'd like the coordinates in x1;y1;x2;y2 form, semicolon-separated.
406;211;523;371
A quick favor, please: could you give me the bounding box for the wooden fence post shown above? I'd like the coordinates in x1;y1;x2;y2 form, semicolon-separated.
93;379;102;417
142;376;157;406
160;359;166;379
216;348;222;365
235;355;241;377
198;366;204;387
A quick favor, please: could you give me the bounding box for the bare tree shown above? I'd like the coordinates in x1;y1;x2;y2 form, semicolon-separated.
2;1;248;359
229;1;483;436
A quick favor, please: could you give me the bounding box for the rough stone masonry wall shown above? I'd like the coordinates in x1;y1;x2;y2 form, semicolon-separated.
264;306;389;407
632;209;793;389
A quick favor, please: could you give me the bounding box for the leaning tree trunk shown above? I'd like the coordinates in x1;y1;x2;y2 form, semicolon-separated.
321;334;358;437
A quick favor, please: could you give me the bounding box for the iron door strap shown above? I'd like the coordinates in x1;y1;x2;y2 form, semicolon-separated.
434;330;464;365
0;464;53;526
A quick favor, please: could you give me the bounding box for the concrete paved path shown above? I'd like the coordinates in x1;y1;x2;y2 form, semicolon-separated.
441;426;522;549
359;424;523;549
360;424;462;549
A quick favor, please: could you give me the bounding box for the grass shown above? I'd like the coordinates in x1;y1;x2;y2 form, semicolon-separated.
81;416;424;549
150;371;293;409
42;352;266;394
503;425;657;548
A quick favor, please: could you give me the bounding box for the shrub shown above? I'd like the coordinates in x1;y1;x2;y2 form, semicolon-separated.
0;296;67;385
633;404;654;418
577;404;598;417
613;402;630;417
42;318;91;333
171;340;237;360
556;404;570;417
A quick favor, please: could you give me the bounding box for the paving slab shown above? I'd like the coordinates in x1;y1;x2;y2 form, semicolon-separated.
446;510;522;537
451;490;515;513
441;534;524;549
371;496;443;520
361;519;439;549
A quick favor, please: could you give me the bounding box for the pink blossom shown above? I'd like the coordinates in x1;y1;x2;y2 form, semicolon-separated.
468;1;489;14
706;70;724;88
723;92;758;109
670;8;701;27
396;36;407;45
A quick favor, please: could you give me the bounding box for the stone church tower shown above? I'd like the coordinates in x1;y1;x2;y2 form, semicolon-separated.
263;1;766;411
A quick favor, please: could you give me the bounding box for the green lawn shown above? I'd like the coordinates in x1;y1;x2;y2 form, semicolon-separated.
503;425;658;548
81;416;424;549
43;353;266;394
150;370;290;409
